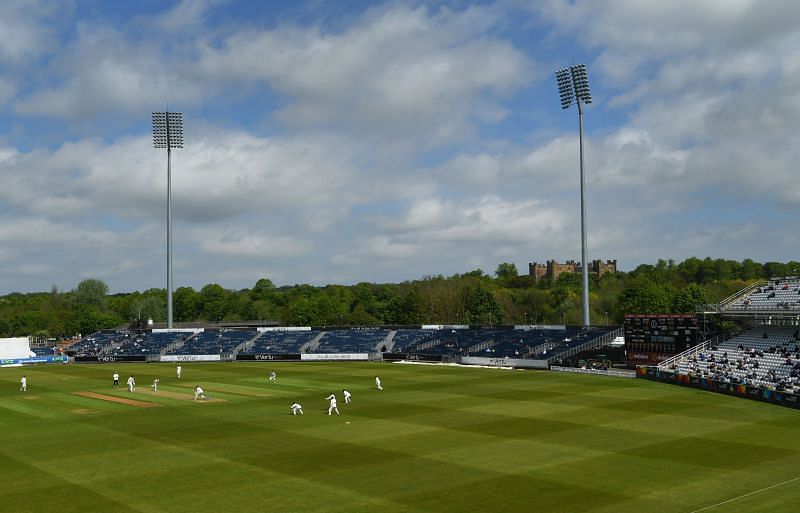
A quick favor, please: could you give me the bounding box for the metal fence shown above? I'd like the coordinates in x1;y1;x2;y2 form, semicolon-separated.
550;365;635;378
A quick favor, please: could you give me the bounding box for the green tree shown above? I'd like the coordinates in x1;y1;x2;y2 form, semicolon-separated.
174;287;200;322
200;284;228;321
618;276;674;314
672;284;709;313
349;303;378;325
230;292;255;321
287;297;315;325
251;278;276;300
73;307;123;335
72;279;109;308
764;262;791;278
495;263;518;280
131;295;165;323
464;284;503;324
461;269;488;280
384;291;422;324
740;259;763;280
677;257;702;283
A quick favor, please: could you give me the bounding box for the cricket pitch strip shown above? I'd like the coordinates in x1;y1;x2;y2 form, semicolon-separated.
74;391;161;408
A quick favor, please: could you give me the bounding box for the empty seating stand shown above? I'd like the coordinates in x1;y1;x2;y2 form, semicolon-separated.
111;332;183;356
72;326;615;360
315;329;389;353
168;330;255;355
31;347;57;357
390;327;614;359
69;331;132;355
243;331;318;354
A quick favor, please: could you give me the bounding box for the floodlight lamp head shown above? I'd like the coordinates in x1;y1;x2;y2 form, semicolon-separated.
555;68;574;109
570;64;592;105
555;64;592;108
152;111;184;149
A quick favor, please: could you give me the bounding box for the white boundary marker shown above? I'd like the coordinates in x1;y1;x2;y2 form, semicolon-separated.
688;476;800;513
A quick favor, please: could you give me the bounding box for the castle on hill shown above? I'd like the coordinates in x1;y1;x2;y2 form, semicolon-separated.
528;259;617;282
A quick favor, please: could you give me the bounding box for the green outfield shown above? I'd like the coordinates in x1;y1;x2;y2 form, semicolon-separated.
0;362;798;513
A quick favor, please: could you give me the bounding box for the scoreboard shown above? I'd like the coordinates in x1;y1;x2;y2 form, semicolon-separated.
624;314;699;367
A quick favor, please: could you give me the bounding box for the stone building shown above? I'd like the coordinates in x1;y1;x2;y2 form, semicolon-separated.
528;259;617;282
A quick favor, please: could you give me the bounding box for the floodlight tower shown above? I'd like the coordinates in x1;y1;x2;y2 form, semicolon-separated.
152;112;183;329
555;64;592;327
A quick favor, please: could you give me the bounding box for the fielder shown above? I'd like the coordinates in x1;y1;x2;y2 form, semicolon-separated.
269;370;276;383
375;375;383;391
290;401;303;415
151;378;160;392
176;365;182;380
325;393;340;415
194;385;208;401
112;371;119;388
343;389;352;403
20;375;27;392
127;376;136;392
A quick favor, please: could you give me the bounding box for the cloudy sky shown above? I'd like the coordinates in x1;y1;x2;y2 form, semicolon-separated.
1;0;798;294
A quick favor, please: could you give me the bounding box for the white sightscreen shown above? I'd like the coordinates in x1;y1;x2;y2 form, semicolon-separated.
0;338;35;359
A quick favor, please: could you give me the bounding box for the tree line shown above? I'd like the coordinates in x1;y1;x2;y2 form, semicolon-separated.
1;257;797;339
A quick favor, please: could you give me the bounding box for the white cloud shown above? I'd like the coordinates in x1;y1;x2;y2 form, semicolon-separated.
16;25;207;119
156;0;227;34
533;0;800;212
0;78;15;107
538;0;798;66
0;129;367;226
1;0;799;294
433;138;581;194
194;228;311;258
375;195;568;247
14;2;533;148
328;193;576;282
16;263;52;275
195;4;532;143
331;235;420;264
0;217;117;248
0;1;61;63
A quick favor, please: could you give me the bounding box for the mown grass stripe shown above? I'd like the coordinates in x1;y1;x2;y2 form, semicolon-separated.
689;476;800;513
1;362;799;513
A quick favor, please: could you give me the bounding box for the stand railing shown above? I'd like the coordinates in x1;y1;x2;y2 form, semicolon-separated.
550;366;634;378
718;281;765;309
656;341;709;370
468;339;496;353
656;331;729;371
549;327;623;363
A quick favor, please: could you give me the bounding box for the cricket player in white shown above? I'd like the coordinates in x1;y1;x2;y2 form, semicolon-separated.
343;389;352;403
112;371;119;388
290;402;303;415
151;378;160;392
20;375;27;392
269;370;276;383
375;376;382;391
194;386;207;400
176;365;182;380
127;376;136;392
325;393;340;415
